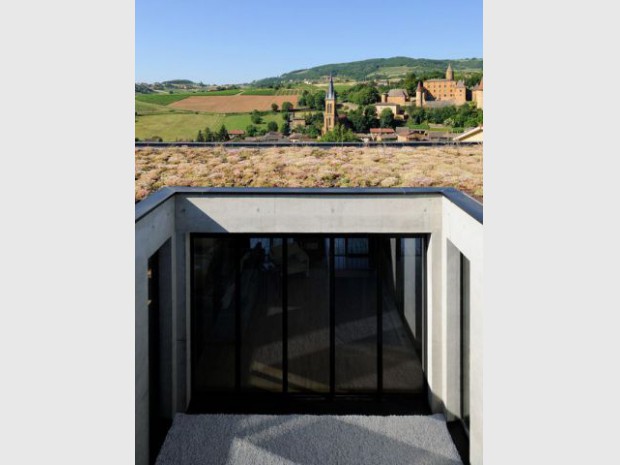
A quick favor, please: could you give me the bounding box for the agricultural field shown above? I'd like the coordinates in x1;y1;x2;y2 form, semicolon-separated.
367;66;413;78
135;112;284;141
135;100;194;115
169;95;299;113
135;93;192;105
241;88;278;96
275;89;301;96
135;89;243;105
196;89;244;96
135;145;483;201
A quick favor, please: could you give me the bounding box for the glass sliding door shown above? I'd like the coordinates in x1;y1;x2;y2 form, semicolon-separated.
334;237;377;393
190;233;428;403
192;237;237;392
286;237;330;393
381;237;425;393
239;238;283;392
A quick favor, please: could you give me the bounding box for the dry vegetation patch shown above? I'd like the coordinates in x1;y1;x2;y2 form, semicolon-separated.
135;146;483;202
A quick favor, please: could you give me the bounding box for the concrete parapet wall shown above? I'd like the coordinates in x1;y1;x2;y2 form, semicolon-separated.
135;189;484;465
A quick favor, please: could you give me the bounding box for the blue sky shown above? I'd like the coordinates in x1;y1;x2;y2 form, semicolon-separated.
136;0;482;84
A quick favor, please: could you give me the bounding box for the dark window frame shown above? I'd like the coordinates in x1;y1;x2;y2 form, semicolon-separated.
189;232;430;406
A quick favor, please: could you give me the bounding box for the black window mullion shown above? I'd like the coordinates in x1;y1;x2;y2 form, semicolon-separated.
189;235;196;396
422;236;428;374
282;238;288;394
376;237;383;396
329;237;335;398
234;237;241;392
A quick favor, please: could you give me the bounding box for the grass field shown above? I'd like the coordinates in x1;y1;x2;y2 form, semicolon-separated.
198;89;244;96
169;95;299;113
241;88;278;96
334;84;357;92
135;93;192;105
135;100;194;115
135;89;243;105
275;89;301;96
135;145;483;201
135;112;285;141
367;66;413;78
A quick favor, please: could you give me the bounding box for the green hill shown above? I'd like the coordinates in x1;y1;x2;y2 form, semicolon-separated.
253;57;483;85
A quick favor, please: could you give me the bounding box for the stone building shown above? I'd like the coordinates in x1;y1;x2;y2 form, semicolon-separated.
375;101;403;120
415;64;469;107
382;88;409;106
472;77;483;109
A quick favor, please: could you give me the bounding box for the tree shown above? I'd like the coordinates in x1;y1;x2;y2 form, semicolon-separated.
196;130;205;142
271;103;279;112
406;106;427;126
464;72;483;89
402;72;419;95
281;101;294;112
348;86;380;105
298;90;309;107
250;110;262;124
267;121;278;132
320;123;359;142
379;108;395;128
217;125;229;141
204;127;215;142
348;105;380;133
312;91;326;110
306;125;320;138
246;125;258;137
281;121;290;136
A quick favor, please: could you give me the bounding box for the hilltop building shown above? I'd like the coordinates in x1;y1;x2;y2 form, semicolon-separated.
382;88;409;106
412;64;469;108
322;74;337;134
377;89;408;119
372;65;480;111
472;77;483;109
420;64;467;105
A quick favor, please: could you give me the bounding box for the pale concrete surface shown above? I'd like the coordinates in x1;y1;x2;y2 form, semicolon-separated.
156;413;462;465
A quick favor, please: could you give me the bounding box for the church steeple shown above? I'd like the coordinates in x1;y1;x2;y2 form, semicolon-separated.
446;64;454;81
322;73;337;135
326;73;335;99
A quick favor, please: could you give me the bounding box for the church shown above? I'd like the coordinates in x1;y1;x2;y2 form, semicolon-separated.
322;74;337;134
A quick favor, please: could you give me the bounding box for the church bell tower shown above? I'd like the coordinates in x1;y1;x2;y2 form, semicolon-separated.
322;74;337;135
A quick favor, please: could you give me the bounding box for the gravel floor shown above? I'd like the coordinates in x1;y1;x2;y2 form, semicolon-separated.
156;413;463;465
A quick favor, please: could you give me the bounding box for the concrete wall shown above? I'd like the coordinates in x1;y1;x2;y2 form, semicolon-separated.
175;195;442;234
135;191;483;465
135;197;176;465
441;197;484;465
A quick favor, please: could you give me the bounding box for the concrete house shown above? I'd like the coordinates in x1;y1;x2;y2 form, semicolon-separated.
136;187;483;465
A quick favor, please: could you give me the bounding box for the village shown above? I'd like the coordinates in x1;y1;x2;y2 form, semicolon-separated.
136;65;483;144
